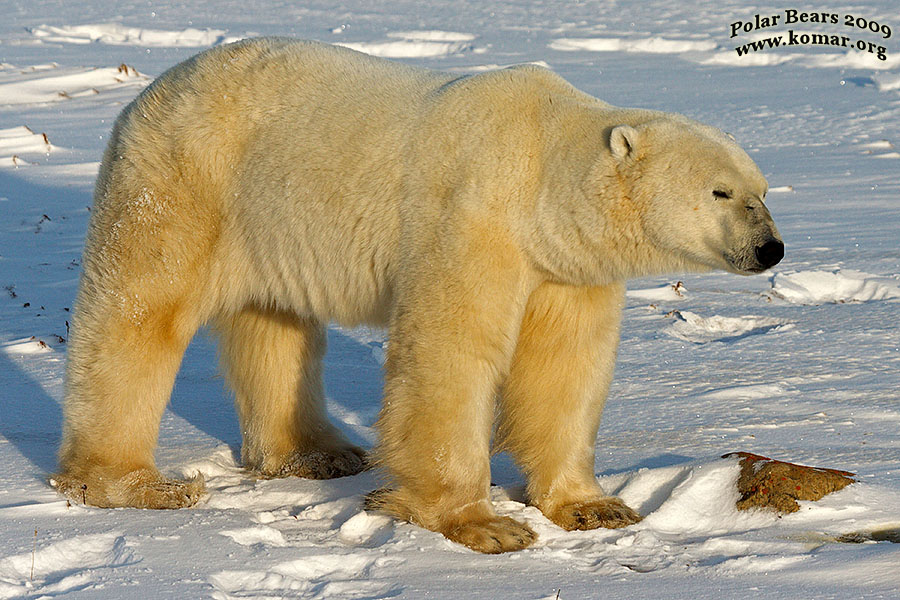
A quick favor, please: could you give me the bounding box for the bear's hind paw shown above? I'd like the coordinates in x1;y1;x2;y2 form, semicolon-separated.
271;445;368;480
50;468;205;509
547;497;642;531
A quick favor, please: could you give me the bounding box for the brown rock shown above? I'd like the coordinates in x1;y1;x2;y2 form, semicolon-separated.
723;451;856;513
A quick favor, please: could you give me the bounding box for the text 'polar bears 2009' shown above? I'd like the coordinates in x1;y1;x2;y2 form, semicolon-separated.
730;10;891;62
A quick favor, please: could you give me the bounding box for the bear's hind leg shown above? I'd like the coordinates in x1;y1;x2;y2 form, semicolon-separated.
497;281;642;531
216;306;366;479
54;300;205;509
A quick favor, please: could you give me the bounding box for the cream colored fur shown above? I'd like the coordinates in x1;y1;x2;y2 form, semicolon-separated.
54;38;781;551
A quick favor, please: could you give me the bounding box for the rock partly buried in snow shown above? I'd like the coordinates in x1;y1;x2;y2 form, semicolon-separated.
723;452;856;513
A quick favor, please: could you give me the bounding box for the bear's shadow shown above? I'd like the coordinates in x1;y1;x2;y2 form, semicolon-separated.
167;326;384;453
0;350;62;476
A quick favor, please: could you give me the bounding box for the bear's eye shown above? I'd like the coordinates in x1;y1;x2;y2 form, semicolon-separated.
712;190;731;199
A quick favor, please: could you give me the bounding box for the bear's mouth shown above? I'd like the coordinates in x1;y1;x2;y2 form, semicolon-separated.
724;253;776;275
724;252;767;275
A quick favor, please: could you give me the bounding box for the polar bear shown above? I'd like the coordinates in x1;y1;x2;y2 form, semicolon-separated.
53;38;783;553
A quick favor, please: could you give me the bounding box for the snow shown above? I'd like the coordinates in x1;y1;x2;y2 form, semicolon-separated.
625;281;687;302
29;23;240;48
0;532;134;599
0;63;147;105
336;31;478;59
549;37;718;54
335;39;475;59
663;310;794;344
770;270;900;305
1;0;899;598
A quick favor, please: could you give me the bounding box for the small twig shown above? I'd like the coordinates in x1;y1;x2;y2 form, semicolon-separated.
81;484;87;505
30;528;36;581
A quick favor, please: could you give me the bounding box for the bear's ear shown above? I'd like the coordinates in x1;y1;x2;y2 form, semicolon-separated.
609;125;639;161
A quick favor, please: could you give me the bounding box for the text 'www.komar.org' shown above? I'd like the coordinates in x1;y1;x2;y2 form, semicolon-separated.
730;9;891;62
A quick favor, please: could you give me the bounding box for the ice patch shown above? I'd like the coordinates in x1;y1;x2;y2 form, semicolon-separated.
209;553;395;600
0;63;147;106
860;140;894;150
627;281;686;303
179;445;242;480
700;51;798;66
698;383;788;400
449;60;552;72
874;72;900;92
40;162;102;182
1;155;32;167
220;526;288;547
387;31;475;42
804;50;900;71
615;460;777;536
0;126;60;168
337;31;476;58
713;553;809;575
202;478;324;513
550;36;716;54
664;310;793;343
769;270;900;305
338;511;394;547
0;126;54;153
296;498;359;525
699;48;900;70
29;23;241;47
0;500;80;518
859;139;897;158
1;337;56;355
0;533;134;599
337;41;472;58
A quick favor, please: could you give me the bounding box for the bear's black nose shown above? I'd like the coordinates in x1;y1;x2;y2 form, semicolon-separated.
755;239;784;269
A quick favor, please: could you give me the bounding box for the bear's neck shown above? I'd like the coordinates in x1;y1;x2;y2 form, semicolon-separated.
525;120;697;286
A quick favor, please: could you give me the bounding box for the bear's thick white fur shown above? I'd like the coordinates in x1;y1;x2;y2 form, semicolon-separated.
54;38;781;553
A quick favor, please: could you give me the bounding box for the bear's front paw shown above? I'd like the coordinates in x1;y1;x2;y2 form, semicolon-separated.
546;497;642;531
444;516;537;554
271;444;368;479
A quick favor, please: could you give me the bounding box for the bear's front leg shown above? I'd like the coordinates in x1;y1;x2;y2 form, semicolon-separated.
497;281;642;531
371;220;538;553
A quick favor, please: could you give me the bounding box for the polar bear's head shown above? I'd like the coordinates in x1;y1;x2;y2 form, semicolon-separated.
609;117;783;276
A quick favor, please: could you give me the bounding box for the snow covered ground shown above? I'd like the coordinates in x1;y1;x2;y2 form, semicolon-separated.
1;1;898;598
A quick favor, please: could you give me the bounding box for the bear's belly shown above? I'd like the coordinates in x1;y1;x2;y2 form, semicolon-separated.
232;215;397;327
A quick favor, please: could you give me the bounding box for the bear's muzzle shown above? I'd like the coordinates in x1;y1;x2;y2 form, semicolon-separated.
755;238;784;270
